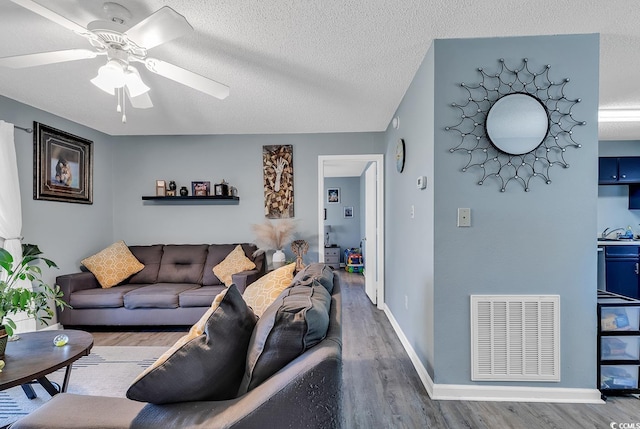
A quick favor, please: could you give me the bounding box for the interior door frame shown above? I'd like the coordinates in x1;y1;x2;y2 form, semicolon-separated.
318;154;385;310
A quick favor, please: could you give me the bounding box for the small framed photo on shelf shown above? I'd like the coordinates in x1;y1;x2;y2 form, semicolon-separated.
327;187;340;204
191;181;210;196
344;206;354;218
156;180;166;196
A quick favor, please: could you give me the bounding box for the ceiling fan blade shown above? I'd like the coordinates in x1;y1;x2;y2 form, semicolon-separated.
10;0;91;35
125;6;192;50
144;58;229;100
127;90;153;109
0;49;97;68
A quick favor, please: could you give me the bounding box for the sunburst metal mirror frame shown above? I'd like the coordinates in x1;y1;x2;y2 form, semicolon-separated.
445;58;586;192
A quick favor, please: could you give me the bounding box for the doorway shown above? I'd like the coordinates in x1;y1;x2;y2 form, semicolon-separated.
318;154;384;309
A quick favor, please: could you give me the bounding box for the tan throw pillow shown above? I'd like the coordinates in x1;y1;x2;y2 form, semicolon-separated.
212;245;256;286
81;241;144;288
126;285;257;404
243;262;296;317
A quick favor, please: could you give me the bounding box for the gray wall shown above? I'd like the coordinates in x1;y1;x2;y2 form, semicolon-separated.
111;133;383;264
1;95;385;325
324;176;362;257
0;96;114;298
384;34;600;388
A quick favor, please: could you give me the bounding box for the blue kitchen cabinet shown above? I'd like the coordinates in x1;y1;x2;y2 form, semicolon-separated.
599;157;640;185
605;246;640;299
599;157;619;184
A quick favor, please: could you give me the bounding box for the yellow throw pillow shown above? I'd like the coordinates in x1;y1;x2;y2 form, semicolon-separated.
243;262;296;317
81;241;144;288
213;245;257;286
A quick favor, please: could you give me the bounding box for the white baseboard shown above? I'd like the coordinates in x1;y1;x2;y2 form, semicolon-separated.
383;304;435;397
432;384;603;403
382;304;604;404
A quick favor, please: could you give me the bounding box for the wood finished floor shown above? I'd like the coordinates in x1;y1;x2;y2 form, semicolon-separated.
89;271;640;428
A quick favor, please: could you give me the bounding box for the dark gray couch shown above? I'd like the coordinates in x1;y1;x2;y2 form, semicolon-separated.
11;275;342;429
57;243;266;326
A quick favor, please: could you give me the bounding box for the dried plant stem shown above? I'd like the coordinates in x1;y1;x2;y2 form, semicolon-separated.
251;219;296;250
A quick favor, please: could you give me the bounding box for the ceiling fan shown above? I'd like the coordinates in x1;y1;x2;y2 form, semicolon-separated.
0;0;229;123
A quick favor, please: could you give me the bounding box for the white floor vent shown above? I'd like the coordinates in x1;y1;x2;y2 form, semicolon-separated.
471;295;560;382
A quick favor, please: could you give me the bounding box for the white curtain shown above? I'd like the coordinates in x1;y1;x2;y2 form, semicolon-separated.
0;120;34;332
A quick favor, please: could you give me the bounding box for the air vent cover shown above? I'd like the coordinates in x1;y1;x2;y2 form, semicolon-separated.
471;295;560;382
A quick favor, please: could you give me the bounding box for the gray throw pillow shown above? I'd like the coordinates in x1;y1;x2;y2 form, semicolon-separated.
237;282;331;395
291;262;334;293
126;285;257;404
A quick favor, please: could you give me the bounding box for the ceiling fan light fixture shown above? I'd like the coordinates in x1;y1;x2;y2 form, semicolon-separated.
90;59;126;94
124;66;150;97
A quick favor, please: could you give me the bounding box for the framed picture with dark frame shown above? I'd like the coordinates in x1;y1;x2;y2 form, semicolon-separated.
33;122;93;204
191;181;211;196
344;206;354;218
327;187;340;204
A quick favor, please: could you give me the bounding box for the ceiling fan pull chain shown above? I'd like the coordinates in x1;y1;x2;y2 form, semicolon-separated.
121;88;127;123
116;88;122;113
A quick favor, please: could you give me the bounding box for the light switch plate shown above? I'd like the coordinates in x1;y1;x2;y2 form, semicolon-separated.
417;176;427;189
457;208;471;227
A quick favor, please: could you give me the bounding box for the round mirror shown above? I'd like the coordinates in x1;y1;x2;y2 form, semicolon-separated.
485;93;549;155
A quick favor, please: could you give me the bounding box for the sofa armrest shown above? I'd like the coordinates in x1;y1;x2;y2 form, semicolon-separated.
231;269;261;293
56;272;100;308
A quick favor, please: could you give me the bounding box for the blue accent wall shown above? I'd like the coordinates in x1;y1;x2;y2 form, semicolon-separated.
384;33;600;388
324;177;362;256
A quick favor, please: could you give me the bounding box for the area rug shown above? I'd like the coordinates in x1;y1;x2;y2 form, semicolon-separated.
0;346;168;427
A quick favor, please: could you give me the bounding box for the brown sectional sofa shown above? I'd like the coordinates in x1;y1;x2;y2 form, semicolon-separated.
57;243;266;326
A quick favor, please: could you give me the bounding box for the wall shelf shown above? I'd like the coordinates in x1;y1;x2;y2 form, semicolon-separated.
141;196;239;205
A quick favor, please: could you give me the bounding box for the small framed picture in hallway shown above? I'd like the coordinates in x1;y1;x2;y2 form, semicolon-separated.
344;206;353;218
327;187;340;204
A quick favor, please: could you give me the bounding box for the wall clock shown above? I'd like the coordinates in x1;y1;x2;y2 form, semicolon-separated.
395;138;405;173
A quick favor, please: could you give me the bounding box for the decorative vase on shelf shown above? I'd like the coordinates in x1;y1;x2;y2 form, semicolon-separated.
272;249;286;268
180;186;188;196
168;181;177;191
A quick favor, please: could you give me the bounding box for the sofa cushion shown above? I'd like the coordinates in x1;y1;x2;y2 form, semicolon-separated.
127;285;257;404
242;262;296;317
123;283;199;309
157;245;208;283
179;286;226;307
128;245;163;284
81;241;145;288
291;262;335;293
69;285;143;308
238;281;331;394
212;245;257;287
203;244;258;286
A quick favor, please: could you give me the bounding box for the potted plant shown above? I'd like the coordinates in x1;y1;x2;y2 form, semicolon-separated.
0;243;68;356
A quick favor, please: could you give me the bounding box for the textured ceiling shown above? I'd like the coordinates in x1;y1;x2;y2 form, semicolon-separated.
0;0;638;139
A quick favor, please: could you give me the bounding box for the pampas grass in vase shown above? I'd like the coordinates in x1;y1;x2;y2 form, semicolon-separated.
251;219;296;268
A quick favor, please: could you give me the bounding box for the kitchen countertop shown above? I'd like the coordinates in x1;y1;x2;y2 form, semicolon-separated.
597;240;640;246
